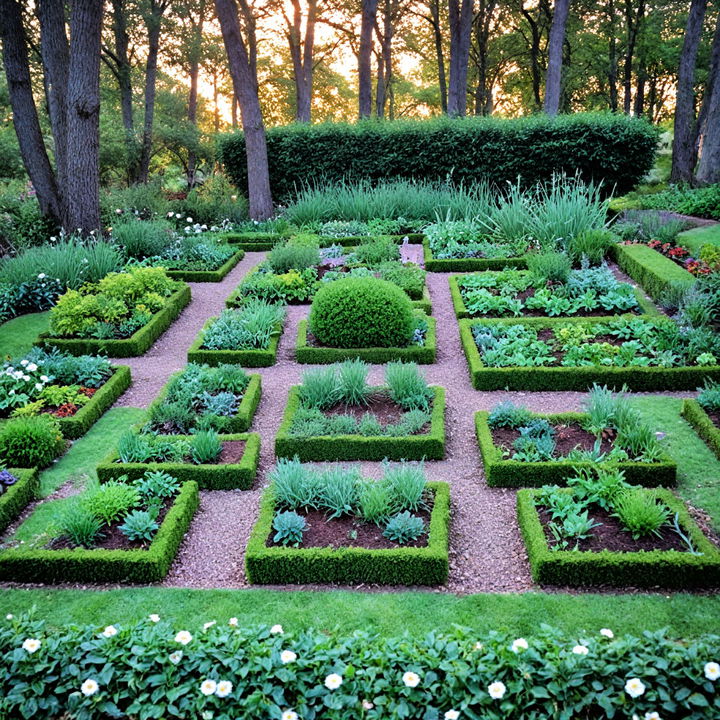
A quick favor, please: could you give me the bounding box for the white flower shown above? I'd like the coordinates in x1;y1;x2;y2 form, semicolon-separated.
474;642;483;650
325;673;343;690
186;217;193;222
625;678;646;698
26;363;37;372
167;211;175;218
445;711;460;720
101;625;117;638
362;700;374;709
37;273;46;280
6;614;13;620
175;213;182;218
511;638;528;653
175;630;192;645
20;359;27;366
149;614;160;623
281;650;297;664
281;711;298;720
270;624;284;634
35;383;43;391
487;681;506;700
22;638;40;653
169;651;183;664
644;713;661;720
402;671;420;688
200;679;217;696
572;644;589;655
115;208;122;214
203;621;216;630
216;680;233;698
600;628;614;639
229;617;238;626
704;661;720;681
81;679;99;696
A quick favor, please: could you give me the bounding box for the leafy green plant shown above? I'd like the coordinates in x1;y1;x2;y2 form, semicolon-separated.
118;432;154;464
385;361;433;411
350;237;400;266
133;470;181;500
299;366;340;409
358;481;394;525
271;457;318;510
384;461;426;512
81;481;140;525
191;430;222;464
567;467;630;511
201;301;286;351
567;229;615;265
58;504;104;548
272;511;307;546
383;511;425;544
113;219;170;260
488;401;533;429
0;415;64;468
318;467;360;518
336;359;371;406
698;380;720;413
267;242;320;274
612;490;671;539
526;252;572;284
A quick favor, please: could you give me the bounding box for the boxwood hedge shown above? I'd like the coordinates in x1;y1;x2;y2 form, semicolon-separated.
518;487;720;588
475;411;677;487
423;240;527;273
164;249;245;282
682;399;720;461
221;232;424;251
187;320;283;367
245;481;449;585
0;481;199;584
0;468;38;535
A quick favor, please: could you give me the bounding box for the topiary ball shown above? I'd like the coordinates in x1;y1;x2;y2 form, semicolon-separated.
309;277;414;348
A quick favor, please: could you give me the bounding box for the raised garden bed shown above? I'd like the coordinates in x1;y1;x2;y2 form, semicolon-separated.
518;486;720;588
423;239;526;272
0;468;38;534
96;432;260;490
682;399;720;461
36;283;191;358
0;480;199;584
476;410;676;487
222;232;423;251
246;478;449;586
163;247;245;282
459;316;720;391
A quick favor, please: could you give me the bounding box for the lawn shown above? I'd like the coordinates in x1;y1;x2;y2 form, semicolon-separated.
678;224;720;255
0;311;50;358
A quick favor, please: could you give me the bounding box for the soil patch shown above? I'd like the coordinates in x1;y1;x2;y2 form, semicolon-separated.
217;440;247;464
491;422;615;458
324;392;411;426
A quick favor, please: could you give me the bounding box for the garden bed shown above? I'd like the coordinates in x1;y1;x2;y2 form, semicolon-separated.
518;487;720;588
0;468;38;535
187;319;283;367
163;248;244;282
423;239;526;272
96;432;260;490
459;317;720;391
36;283;191;357
682;399;720;460
476;410;676;487
245;481;449;586
222;232;423;251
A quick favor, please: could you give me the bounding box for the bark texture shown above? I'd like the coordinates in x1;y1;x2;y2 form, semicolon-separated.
543;0;571;115
447;0;474;116
359;0;379;117
695;11;720;185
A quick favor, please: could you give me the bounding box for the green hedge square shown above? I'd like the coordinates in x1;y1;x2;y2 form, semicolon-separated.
0;468;38;535
275;385;446;461
423;240;527;273
682;399;720;461
245;481;450;586
475;410;677;487
187;319;283;367
165;249;245;282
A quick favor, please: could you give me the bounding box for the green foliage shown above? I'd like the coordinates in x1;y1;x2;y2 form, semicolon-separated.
267;242;320;274
81;480;140;525
309;277;414;349
270;457;318;510
630;184;720;221
119;509;159;543
0;415;64;468
383;511;425;544
698;380;720;413
298;366;340;409
272;510;307;546
318;466;361;518
358;481;394;525
113;219;171;260
526;252;572;284
200;301;285;351
190;430;222;464
385;361;433;411
58;504;104;548
384;460;426;511
101;181;170;223
488;401;534;429
350;237;400;265
567;229;616;265
178;173;248;225
612;490;672;539
336;359;371;406
133;470;182;500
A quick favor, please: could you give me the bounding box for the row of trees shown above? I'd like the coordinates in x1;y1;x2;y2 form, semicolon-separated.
0;0;719;225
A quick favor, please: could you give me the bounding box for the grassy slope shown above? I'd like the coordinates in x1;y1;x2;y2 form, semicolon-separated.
0;311;50;358
677;225;720;255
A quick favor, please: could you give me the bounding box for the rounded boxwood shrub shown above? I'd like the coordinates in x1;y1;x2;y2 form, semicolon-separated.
309;277;414;348
0;415;65;468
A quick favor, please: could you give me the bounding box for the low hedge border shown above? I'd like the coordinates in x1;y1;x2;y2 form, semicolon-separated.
517;487;720;588
449;274;659;320
56;365;131;440
245;481;449;585
35;284;191;358
681;399;720;461
164;249;245;282
412;286;432;314
458;318;720;391
0;468;38;535
145;372;261;434
423;240;527;273
611;243;695;300
0;481;199;584
222;233;424;251
475;410;677;487
295;317;436;364
187;320;283;367
96;432;260;490
275;385;446;461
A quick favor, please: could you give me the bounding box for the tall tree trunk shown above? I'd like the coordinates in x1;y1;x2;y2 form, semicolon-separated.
215;0;273;219
447;0;474;116
375;0;395;118
213;71;221;133
607;0;618;110
232;94;238;127
472;0;497;116
544;0;570;115
286;0;317;122
65;0;103;233
670;0;708;183
695;11;720;185
521;4;544;110
187;10;205;189
634;63;646;116
429;0;448;113
0;0;62;224
359;0;379;117
622;0;644;114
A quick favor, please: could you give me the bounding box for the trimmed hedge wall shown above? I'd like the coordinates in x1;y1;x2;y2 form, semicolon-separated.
449;274;659;320
611;244;695;301
295;317;436;364
246;481;450;585
423;240;527;273
0;481;199;584
218;114;658;200
96;433;261;490
35;284;191;357
187;320;283;367
518;487;720;588
164;249;245;282
458;318;720;391
0;468;38;535
682;399;720;461
475;411;677;487
145;372;262;434
56;365;131;440
275;385;446;461
221;233;425;251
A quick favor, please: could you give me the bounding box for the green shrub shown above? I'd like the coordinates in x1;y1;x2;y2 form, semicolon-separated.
0;416;64;468
81;481;140;525
190;430;222;464
384;511;425;544
309;277;414;349
567;229;615;265
267;243;320;274
119;509;159;542
58;504;104;548
385;361;433;411
612;489;671;539
272;510;307;546
113;219;171;260
526;252;572;284
351;237;400;265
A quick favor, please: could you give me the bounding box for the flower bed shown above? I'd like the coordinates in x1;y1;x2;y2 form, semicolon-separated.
221;231;423;251
0;468;38;534
144;365;261;435
1;349;131;440
682;398;720;461
186;302;286;367
162;247;245;282
246;462;449;585
96;432;260;490
459;316;720;391
449;266;656;319
423;239;527;272
275;362;445;461
518;481;720;588
0;476;199;584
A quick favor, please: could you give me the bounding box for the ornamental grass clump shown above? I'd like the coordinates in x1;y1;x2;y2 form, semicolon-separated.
201;301;286;351
0;415;64;468
611;489;672;539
